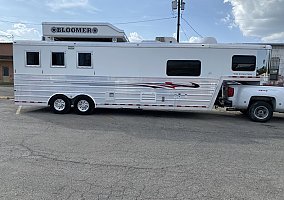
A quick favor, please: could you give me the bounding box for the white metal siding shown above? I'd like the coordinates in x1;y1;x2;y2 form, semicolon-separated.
14;74;220;110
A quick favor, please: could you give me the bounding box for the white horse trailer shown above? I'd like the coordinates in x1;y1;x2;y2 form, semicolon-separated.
13;40;271;114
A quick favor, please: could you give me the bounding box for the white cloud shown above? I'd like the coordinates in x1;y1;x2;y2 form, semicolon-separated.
188;37;217;44
0;23;40;41
262;32;284;42
188;36;204;43
221;13;237;29
46;0;98;13
128;32;143;42
224;0;284;42
0;31;13;41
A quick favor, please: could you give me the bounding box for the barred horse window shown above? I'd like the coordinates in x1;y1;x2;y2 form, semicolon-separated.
52;52;65;67
26;52;40;67
78;53;92;68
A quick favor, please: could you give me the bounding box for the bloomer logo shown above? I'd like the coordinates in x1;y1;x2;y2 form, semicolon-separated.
51;27;98;34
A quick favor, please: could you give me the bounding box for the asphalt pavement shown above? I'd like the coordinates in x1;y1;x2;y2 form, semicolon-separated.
0;85;283;200
0;85;14;99
0;86;284;200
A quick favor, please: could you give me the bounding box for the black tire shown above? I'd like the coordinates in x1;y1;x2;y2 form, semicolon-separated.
73;95;95;115
49;95;71;114
248;101;273;122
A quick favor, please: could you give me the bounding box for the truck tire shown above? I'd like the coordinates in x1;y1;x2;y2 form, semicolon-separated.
74;95;95;115
248;101;273;122
50;95;71;114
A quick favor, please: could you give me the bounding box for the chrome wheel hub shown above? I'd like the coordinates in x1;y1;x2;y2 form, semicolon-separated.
54;99;66;111
254;106;269;120
77;100;90;112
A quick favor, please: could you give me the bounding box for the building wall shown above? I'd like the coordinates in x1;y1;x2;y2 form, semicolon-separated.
0;43;13;55
0;43;13;83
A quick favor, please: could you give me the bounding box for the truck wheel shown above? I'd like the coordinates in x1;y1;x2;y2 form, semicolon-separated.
50;95;71;114
74;96;95;115
248;101;273;122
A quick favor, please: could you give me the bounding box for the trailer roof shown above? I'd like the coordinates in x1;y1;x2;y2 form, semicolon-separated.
14;40;272;50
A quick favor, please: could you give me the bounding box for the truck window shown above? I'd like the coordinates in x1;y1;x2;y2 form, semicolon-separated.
167;60;201;76
232;55;256;71
78;53;92;68
26;52;40;67
52;52;65;67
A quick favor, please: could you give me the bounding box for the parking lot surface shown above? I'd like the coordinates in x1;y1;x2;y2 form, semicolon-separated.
0;85;14;99
0;97;284;200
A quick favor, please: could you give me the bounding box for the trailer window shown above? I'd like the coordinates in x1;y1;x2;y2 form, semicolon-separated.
232;55;256;71
52;52;65;67
167;60;201;76
26;52;40;67
78;53;92;68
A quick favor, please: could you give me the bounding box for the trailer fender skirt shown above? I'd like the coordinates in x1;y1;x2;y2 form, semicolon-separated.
102;103;207;108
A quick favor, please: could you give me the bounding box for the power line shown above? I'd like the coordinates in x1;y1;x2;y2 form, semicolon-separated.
114;16;177;25
180;25;190;41
181;15;203;38
0;17;177;26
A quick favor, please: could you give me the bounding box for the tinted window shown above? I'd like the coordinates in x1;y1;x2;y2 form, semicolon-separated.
167;60;201;76
232;55;256;71
52;52;65;66
78;53;92;67
26;52;40;66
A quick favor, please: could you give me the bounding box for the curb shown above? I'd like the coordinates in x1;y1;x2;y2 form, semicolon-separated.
0;96;14;100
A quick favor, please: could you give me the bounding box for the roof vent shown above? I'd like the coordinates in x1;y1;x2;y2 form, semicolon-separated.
155;37;177;43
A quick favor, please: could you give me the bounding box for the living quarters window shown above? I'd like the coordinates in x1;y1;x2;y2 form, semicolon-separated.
232;55;256;71
78;53;92;68
167;60;201;76
26;52;40;67
52;52;65;67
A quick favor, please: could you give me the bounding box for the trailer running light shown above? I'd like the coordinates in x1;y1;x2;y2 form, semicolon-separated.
228;87;234;97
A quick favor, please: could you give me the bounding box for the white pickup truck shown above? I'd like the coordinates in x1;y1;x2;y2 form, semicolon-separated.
225;84;284;122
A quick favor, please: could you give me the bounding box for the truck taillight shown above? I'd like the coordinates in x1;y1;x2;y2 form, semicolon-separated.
228;87;234;97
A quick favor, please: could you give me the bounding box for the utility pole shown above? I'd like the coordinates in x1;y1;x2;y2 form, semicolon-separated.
172;0;185;43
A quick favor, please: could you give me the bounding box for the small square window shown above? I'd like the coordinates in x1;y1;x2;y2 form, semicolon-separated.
78;53;92;68
52;52;65;67
26;52;40;66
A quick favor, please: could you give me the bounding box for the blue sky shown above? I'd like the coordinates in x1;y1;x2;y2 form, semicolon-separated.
0;0;284;43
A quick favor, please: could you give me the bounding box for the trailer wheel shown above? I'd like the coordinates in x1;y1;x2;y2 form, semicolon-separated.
248;101;273;122
50;95;71;114
74;96;95;115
